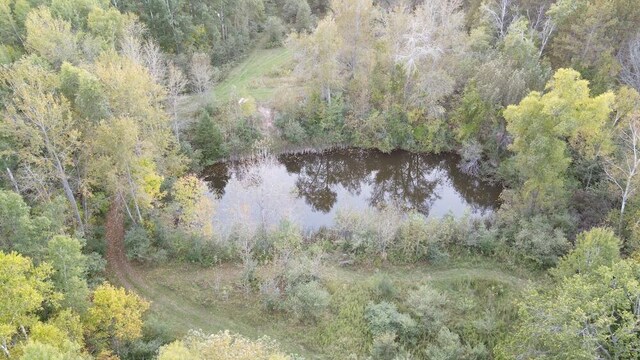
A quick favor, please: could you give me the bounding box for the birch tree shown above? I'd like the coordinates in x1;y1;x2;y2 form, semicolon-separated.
189;52;214;94
2;58;86;234
619;34;640;91
291;17;342;104
482;0;515;39
605;113;640;231
166;61;188;142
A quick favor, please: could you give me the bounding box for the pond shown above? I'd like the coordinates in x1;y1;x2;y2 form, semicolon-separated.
202;148;502;233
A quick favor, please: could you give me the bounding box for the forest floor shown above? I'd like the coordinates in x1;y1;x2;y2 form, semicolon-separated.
108;251;538;358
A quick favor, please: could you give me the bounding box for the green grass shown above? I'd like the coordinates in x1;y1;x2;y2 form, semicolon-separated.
177;45;296;119
212;46;295;103
114;255;539;359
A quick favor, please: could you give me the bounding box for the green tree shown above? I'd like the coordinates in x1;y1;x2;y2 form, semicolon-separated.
85;283;149;354
24;6;78;67
553;227;621;278
192;109;227;164
291;16;342;104
3;57;86;234
0;251;57;358
168;175;214;238
496;258;640;359
46;236;89;312
504;68;614;212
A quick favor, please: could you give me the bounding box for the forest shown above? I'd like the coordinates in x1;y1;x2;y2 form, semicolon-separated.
1;0;640;358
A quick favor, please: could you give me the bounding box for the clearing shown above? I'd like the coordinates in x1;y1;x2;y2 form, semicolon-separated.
110;256;536;359
179;46;296;119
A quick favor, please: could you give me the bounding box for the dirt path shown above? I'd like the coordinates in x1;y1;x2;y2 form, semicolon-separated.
105;198;128;284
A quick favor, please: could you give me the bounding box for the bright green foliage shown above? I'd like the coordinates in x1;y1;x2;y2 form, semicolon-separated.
0;190;35;253
28;321;84;357
59;62;109;122
169;175;214;238
497;258;640;359
319;285;371;357
86;283;150;352
553;227;621;278
504;68;614;211
0;251;57;356
19;340;87;360
453;82;494;144
24;6;77;66
86;6;133;47
46;235;89;312
3;56;86;233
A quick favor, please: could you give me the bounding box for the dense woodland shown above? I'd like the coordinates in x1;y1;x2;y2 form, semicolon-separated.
1;0;640;358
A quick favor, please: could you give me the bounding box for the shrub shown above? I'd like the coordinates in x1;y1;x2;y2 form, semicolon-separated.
406;285;447;336
513;216;570;268
125;226;164;263
264;16;286;48
369;274;397;302
335;207;402;259
281;254;322;289
318;284;371;357
371;332;399;360
270;219;303;258
275;115;307;144
260;278;284;313
424;327;487;360
393;213;459;263
364;302;416;340
286;280;330;324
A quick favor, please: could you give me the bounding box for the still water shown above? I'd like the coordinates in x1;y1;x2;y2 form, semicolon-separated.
203;149;502;232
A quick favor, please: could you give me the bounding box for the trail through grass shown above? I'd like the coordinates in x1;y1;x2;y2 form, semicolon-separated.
212;47;295;102
177;45;296;120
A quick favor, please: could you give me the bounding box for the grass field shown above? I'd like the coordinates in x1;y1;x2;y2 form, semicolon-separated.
115;255;538;359
211;46;296;103
177;45;297;121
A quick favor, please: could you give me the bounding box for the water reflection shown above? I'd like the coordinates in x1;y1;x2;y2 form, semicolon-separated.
202;148;501;231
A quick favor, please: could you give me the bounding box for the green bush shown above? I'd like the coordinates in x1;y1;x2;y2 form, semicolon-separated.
371;332;400;360
364;302;416;340
264;16;286;48
318;284;371;357
424;327;487;360
286;280;330;324
513;216;570;268
369;274;397;302
125;226;164;263
275;116;307;144
406;285;447;336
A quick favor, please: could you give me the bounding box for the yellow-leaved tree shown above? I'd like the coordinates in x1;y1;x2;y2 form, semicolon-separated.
85;283;149;355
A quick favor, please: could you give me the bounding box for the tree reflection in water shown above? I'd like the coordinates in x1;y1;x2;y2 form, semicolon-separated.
202;148;501;230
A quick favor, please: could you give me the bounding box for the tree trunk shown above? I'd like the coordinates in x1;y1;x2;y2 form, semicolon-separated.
125;164;144;223
6;167;19;193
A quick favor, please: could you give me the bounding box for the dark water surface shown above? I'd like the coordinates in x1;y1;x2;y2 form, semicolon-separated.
203;149;502;232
